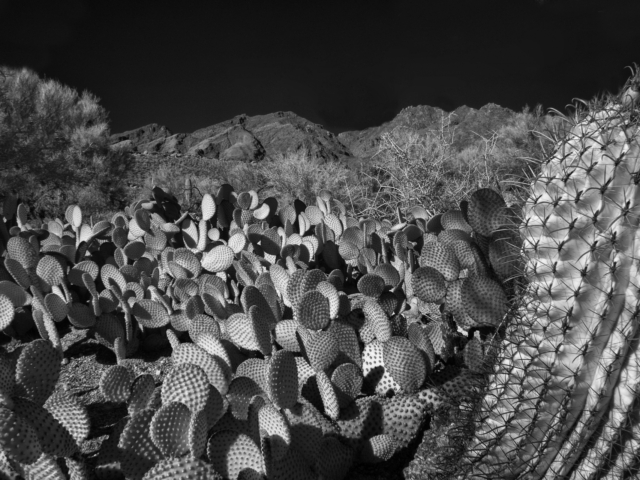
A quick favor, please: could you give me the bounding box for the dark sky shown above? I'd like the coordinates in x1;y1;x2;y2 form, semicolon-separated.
1;0;639;135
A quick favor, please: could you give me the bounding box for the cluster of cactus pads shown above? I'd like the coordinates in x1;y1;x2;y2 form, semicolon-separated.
1;70;637;480
0;151;518;479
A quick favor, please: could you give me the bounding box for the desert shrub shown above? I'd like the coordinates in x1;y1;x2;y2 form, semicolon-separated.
354;126;489;219
211;160;265;194
355;106;558;220
140;158;264;212
0;66;132;219
142;165;199;209
257;149;368;211
140;149;370;215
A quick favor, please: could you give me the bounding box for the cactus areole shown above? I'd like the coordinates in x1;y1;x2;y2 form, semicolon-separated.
457;71;640;479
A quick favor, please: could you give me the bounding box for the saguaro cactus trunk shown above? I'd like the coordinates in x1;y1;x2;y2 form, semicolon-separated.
456;69;640;479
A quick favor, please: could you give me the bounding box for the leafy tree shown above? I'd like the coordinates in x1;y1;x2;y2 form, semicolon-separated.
0;66;132;219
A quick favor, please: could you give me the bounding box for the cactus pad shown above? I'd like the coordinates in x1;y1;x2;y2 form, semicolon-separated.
411;266;447;303
297;290;331;330
128;374;156;416
382;336;428;393
460;275;508;327
201;246;234;273
162;363;210;414
300;329;339;372
331;363;363;408
43;391;90;445
357;274;386;299
466;188;507;237
265;350;298;410
12;396;77;458
257;402;291;461
362;340;402;396
0;294;15;330
226;309;271;356
418;242;459;282
100;365;134;403
0;406;42;464
132;299;170;329
359;434;398;464
172;343;230;395
207;430;264;480
150;401;191;457
119;409;163;480
7;236;38;269
14;339;60;405
362;299;392;342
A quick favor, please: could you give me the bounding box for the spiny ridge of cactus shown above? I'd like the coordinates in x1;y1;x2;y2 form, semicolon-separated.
417;67;640;480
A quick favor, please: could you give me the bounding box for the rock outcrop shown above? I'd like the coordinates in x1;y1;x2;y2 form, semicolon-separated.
110;123;173;151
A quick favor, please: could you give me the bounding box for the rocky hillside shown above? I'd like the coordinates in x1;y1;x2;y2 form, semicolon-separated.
110;111;353;163
110;103;526;165
338;103;518;159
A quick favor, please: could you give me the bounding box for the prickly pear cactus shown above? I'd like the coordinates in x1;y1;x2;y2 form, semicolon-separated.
428;69;640;480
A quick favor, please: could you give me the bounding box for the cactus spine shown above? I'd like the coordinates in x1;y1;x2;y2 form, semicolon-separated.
456;69;640;479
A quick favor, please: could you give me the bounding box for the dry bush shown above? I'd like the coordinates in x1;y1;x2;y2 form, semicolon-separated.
0;66;132;218
355;124;496;220
139;158;264;211
139;149;369;215
355;107;557;220
257;149;368;212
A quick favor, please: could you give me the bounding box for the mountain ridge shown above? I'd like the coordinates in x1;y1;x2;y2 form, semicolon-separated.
109;103;525;164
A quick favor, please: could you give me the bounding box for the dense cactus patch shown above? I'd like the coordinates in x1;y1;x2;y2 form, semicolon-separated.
0;165;517;479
